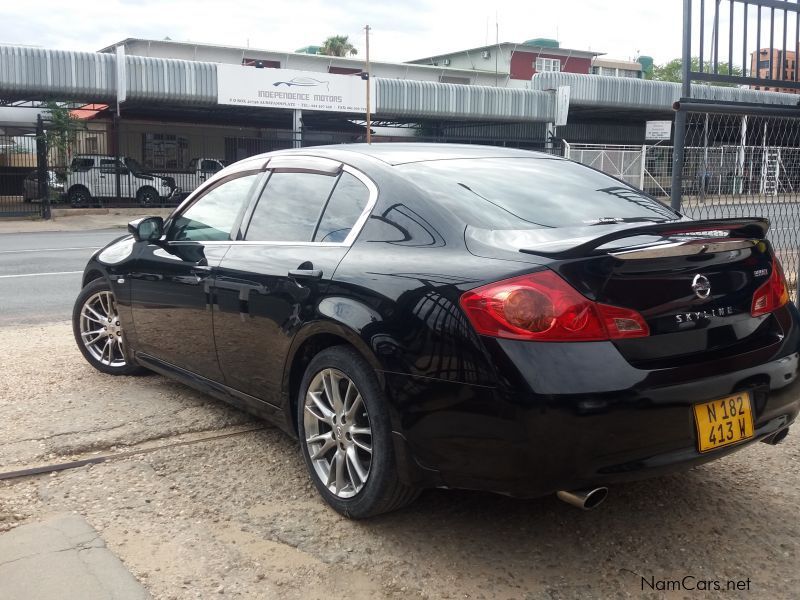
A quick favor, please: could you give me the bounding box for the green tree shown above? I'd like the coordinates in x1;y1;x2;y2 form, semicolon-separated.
42;101;84;166
649;57;743;86
321;35;358;57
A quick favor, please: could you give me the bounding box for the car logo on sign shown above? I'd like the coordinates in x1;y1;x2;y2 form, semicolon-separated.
691;274;711;300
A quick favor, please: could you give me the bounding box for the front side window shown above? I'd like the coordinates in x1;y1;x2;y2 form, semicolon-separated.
246;171;337;242
201;160;223;174
170;173;258;241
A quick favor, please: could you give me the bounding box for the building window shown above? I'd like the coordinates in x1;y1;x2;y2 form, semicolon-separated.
142;133;189;170
439;75;471;85
242;58;281;69
535;58;561;72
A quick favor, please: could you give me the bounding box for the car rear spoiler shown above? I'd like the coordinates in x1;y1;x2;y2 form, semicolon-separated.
518;218;770;259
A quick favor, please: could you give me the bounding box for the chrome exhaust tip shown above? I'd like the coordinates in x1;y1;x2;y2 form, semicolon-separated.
762;427;790;446
556;487;609;510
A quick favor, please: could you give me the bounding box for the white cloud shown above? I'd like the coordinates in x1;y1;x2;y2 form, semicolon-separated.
0;0;685;64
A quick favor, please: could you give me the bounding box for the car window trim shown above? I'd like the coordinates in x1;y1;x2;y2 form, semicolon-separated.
310;171;343;242
165;169;265;244
235;163;377;248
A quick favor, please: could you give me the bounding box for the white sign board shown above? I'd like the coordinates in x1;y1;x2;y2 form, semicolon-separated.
554;85;571;127
115;46;127;107
645;120;672;140
217;64;374;113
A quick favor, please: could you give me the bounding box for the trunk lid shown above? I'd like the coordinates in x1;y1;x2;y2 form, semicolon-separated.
467;218;783;365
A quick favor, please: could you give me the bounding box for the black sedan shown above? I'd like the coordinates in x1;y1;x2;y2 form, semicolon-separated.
72;144;800;517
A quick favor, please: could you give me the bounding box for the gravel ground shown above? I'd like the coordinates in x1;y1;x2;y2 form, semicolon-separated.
1;321;799;599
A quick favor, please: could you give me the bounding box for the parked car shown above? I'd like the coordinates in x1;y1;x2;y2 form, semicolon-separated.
22;169;65;202
72;144;800;518
151;157;227;200
65;155;175;206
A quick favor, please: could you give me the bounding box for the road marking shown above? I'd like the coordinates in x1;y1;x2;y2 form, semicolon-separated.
0;270;83;279
0;246;101;254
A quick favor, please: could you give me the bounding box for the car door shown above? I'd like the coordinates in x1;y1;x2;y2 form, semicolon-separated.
213;157;375;405
128;170;262;380
97;159;120;198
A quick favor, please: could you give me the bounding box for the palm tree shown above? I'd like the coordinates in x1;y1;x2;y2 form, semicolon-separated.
321;35;358;57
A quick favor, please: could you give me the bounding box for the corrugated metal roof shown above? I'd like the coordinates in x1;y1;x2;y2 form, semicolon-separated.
4;44;799;122
531;72;800;110
0;46;216;105
375;78;555;122
0;46;115;102
126;56;216;105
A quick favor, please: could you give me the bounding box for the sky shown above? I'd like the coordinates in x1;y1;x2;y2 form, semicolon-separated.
0;0;685;65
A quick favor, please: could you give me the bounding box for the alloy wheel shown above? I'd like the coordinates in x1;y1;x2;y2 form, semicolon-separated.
79;291;127;368
303;368;373;498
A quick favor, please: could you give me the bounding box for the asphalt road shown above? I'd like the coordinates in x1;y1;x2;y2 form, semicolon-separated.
0;229;122;327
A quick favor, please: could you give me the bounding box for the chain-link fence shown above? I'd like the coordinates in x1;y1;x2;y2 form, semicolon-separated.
680;112;800;303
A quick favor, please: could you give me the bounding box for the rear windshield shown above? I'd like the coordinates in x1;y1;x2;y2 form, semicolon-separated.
397;157;678;229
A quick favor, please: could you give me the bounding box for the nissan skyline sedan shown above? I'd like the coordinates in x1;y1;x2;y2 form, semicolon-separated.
72;144;800;517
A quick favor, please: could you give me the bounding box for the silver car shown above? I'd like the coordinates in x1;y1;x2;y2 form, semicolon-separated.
23;170;65;202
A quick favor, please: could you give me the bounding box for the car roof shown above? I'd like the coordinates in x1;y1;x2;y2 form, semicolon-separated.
239;143;564;167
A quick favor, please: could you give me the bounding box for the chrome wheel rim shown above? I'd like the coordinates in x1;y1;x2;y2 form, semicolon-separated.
79;291;127;368
303;368;372;498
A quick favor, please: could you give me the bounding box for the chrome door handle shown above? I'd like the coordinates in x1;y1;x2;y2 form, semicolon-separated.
288;269;323;280
191;266;211;276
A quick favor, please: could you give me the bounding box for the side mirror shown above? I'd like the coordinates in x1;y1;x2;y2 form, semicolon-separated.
128;216;164;242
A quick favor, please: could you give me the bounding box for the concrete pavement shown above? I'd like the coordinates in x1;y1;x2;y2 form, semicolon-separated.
0;208;172;235
0;513;149;600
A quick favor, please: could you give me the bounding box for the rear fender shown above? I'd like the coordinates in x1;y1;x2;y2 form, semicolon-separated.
280;303;387;434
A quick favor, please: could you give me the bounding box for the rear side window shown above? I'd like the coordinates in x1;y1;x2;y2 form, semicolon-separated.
397;158;679;229
71;158;95;171
246;172;337;242
313;172;370;242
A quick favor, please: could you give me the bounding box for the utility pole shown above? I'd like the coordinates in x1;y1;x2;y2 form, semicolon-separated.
365;24;372;144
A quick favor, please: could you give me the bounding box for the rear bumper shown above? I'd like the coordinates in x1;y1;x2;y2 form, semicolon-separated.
384;332;800;497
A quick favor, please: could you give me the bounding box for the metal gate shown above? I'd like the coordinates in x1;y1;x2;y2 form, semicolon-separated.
0;133;45;218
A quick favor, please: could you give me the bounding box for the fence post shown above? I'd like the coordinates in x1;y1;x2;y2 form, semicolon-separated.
640;145;647;190
36;114;51;220
113;113;121;205
670;0;692;211
562;140;571;159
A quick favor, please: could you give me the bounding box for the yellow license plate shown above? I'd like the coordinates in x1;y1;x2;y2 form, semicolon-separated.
693;392;755;453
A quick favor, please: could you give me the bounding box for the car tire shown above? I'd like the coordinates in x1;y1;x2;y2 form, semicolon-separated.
68;186;91;208
72;278;145;376
137;187;159;208
297;346;420;519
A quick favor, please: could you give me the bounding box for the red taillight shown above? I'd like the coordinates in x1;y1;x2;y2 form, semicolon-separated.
751;257;790;317
459;270;649;342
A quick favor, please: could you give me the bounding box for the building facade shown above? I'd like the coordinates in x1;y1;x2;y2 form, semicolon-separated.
406;39;600;88
750;48;799;93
